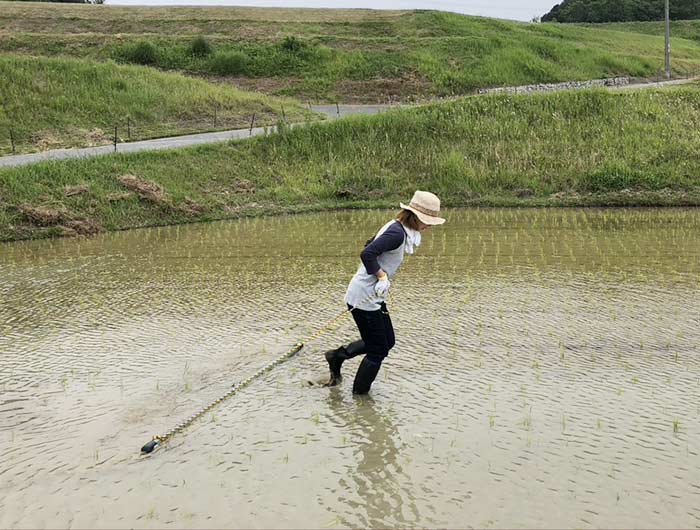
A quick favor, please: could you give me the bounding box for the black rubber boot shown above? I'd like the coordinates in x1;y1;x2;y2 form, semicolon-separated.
352;357;382;395
324;340;364;386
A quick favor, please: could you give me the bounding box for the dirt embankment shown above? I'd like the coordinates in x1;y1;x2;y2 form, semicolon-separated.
11;174;216;239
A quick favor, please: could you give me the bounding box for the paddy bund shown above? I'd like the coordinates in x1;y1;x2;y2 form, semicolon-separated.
2;88;700;242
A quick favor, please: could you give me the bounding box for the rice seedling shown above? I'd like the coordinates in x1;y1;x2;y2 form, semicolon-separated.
326;515;343;527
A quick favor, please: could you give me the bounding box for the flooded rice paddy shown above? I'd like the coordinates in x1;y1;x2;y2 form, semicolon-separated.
1;207;699;529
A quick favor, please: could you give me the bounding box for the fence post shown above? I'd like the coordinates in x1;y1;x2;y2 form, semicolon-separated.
281;106;286;121
127;117;131;141
114;125;118;152
214;104;218;127
336;102;340;117
9;129;15;154
249;113;255;136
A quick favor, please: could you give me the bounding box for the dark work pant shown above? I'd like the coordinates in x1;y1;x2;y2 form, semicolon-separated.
348;302;395;364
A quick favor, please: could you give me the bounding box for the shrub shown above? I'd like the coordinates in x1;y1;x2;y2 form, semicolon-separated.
123;40;158;65
189;36;213;58
208;51;249;75
281;36;306;53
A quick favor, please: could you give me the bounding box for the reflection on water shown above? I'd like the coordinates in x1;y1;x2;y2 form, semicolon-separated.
1;208;699;528
325;393;422;528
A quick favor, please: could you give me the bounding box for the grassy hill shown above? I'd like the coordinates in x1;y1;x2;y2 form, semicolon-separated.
2;2;700;103
0;54;315;155
2;85;699;241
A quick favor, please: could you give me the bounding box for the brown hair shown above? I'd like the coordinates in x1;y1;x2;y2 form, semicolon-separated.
396;209;422;231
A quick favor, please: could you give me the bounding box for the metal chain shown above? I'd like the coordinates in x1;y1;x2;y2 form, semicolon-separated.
140;292;378;454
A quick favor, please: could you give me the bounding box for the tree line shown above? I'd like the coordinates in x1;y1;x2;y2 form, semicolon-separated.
542;0;700;23
6;0;104;4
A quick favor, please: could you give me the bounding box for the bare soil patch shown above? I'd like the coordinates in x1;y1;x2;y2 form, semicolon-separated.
106;191;134;202
232;179;256;193
64;184;89;197
62;219;102;236
17;203;102;235
177;197;208;215
333;76;435;103
18;204;73;226
117;174;167;204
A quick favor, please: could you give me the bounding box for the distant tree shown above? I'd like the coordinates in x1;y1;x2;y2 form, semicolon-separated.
541;0;700;23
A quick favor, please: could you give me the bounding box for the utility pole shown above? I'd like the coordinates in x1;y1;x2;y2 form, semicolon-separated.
665;0;671;79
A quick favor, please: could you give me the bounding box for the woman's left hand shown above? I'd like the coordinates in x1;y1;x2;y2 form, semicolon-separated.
374;277;390;297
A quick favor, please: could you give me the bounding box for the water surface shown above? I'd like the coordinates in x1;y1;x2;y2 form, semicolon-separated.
1;208;699;528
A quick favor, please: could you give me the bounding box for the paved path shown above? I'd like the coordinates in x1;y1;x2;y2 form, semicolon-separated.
1;78;696;169
0;105;396;169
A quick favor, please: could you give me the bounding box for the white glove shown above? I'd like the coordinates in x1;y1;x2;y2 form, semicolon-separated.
374;276;390;297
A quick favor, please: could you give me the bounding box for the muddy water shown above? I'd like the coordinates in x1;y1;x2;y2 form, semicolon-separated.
1;208;699;529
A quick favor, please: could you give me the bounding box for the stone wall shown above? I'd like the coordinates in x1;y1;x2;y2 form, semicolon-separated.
477;77;630;95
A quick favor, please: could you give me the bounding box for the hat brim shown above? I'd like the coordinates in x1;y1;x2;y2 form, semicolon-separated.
400;203;446;225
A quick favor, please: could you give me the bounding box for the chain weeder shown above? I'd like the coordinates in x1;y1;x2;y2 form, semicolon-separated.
138;294;376;455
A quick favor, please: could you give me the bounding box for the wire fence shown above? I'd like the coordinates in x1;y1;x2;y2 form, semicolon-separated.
0;106;291;156
0;99;348;156
651;65;700;83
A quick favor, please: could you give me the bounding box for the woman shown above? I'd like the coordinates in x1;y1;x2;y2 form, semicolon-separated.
325;190;446;394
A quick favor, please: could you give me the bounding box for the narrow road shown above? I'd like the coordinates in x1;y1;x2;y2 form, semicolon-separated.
0;105;395;169
611;78;695;90
1;78;695;170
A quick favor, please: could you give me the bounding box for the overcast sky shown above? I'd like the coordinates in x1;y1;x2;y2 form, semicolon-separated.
106;0;557;22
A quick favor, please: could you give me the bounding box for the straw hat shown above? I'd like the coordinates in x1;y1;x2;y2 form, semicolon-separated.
400;190;446;225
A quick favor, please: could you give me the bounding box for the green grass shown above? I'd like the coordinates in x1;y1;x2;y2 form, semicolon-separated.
2;2;700;101
0;54;316;154
585;20;700;45
2;86;700;241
